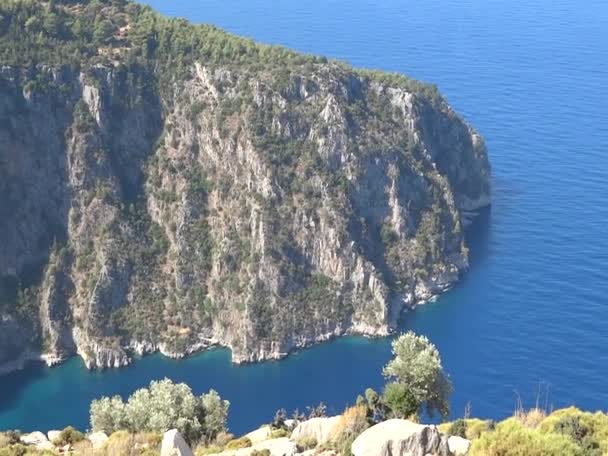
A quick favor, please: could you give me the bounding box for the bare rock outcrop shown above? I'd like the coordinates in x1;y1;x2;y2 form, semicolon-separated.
291;416;342;445
161;429;195;456
351;419;451;456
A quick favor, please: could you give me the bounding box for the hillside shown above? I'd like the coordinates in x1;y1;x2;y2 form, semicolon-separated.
0;0;490;372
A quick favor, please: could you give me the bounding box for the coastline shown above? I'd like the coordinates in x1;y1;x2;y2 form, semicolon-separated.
0;278;448;378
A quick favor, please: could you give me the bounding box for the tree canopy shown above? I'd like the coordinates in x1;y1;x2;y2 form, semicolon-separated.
90;378;229;444
383;331;452;419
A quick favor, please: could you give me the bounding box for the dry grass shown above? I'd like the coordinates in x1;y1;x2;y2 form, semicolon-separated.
90;431;161;456
514;407;547;428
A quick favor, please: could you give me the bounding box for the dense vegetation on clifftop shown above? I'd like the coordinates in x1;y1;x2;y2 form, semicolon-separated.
0;0;490;370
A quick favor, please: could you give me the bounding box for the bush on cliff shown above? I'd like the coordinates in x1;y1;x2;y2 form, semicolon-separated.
470;418;582;456
52;426;85;446
90;378;229;444
327;405;369;456
383;331;452;419
382;382;420;420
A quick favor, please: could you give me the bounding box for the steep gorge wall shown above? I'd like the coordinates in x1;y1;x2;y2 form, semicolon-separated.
0;59;490;372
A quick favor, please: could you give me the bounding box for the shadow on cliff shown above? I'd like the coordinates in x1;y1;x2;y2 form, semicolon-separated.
464;205;492;271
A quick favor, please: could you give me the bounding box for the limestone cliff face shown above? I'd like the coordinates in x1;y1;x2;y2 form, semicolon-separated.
0;52;489;371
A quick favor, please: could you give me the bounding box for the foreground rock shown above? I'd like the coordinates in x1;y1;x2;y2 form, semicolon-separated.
245;425;272;444
211;437;298;456
161;429;195;456
47;430;61;442
88;431;109;450
291;416;341;444
19;431;54;450
351;419;451;456
448;436;471;456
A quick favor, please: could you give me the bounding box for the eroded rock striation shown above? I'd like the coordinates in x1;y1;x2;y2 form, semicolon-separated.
0;0;490;373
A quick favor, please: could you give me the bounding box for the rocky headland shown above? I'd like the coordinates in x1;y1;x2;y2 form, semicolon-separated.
0;0;490;374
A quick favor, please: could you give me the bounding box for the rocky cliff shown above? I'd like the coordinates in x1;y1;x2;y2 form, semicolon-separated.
0;0;490;372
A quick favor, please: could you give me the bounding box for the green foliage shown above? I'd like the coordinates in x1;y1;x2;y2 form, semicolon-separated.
538;407;608;455
250;450;270;456
447;419;468;438
224;436;251;450
383;331;452;419
53;426;85;446
270;428;288;439
382;382;419;420
380;224;398;246
470;418;582;456
295;436;318;451
90;378;229;444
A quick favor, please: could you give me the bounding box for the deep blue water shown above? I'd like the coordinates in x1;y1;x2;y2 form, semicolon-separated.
1;0;608;436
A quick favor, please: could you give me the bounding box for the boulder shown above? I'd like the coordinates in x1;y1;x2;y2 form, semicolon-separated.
351;419;450;456
245;425;272;444
290;416;341;444
47;430;61;443
161;429;194;456
207;437;297;456
248;437;297;456
88;431;109;449
284;419;297;430
448;436;471;455
37;440;55;451
20;431;50;449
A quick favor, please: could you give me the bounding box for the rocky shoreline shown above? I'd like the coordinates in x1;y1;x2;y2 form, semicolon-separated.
0;246;478;377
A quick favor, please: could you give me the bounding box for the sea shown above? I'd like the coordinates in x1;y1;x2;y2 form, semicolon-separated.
1;0;607;436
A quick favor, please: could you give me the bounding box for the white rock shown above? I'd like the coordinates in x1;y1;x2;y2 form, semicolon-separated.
207;437;297;456
47;430;61;442
448;435;471;455
290;416;341;444
161;429;194;456
88;431;109;449
37;440;55;451
351;419;450;456
245;425;272;444
283;419;297;430
20;431;49;447
246;437;297;456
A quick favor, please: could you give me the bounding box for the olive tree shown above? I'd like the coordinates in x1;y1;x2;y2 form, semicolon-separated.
90;378;229;444
383;331;452;419
383;382;420;419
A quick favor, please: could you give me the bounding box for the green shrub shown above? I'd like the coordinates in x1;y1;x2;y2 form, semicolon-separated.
53;426;85;446
465;419;494;439
447;419;468;438
382;382;419;420
295;436;318;451
470;418;582;456
539;407;608;455
225;437;251;450
250;450;270;456
270;428;288;439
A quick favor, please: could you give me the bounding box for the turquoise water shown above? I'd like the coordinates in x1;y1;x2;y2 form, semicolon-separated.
1;0;608;435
